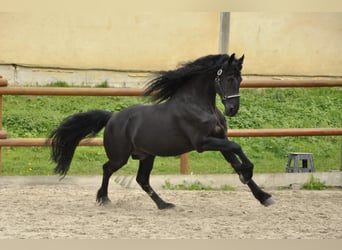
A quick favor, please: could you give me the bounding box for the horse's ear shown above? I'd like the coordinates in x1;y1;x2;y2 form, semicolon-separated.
238;54;244;65
228;53;236;65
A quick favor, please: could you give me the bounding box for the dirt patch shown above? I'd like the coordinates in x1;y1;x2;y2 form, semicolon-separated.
0;182;341;239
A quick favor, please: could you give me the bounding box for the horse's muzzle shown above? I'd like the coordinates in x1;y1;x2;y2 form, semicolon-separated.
224;102;240;117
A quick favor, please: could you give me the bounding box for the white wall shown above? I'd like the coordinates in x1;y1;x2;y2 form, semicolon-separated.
1;12;341;85
0;13;219;71
230;12;342;76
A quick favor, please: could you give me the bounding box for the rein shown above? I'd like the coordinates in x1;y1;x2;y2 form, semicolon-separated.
214;68;240;101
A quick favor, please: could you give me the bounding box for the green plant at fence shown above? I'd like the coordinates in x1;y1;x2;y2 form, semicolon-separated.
163;180;235;191
302;175;326;190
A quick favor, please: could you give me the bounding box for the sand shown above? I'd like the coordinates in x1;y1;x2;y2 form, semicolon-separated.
0;181;341;239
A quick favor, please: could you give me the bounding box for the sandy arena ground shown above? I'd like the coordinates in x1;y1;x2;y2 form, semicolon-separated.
0;181;341;239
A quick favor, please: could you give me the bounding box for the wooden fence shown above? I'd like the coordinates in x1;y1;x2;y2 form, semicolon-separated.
0;75;342;175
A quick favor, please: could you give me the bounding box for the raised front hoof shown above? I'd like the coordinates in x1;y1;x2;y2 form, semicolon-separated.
97;196;111;206
261;196;275;207
157;202;176;210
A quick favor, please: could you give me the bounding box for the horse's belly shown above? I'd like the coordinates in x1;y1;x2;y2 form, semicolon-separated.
133;132;193;157
114;104;197;157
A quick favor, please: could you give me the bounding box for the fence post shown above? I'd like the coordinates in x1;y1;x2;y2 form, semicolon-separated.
180;153;189;174
0;91;2;175
340;141;342;171
0;76;8;175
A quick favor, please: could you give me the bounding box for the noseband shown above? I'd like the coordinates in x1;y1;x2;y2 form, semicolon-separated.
214;69;240;101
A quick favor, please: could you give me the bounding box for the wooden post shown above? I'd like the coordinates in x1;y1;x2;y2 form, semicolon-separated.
340;141;342;171
0;76;8;175
0;94;2;175
180;153;189;174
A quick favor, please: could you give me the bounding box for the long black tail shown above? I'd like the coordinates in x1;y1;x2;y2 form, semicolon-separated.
49;110;113;176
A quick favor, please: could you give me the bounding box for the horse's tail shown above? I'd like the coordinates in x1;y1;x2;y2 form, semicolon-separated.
49;110;113;177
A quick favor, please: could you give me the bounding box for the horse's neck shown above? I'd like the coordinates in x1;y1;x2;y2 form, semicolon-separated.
172;76;217;113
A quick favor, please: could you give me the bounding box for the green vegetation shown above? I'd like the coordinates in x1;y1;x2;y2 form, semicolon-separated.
163;180;235;191
2;84;342;176
302;175;327;190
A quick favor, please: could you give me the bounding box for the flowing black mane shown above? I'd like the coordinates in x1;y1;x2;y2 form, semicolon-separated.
144;54;229;103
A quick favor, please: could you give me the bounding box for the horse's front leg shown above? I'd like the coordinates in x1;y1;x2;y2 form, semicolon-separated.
201;137;254;183
200;137;275;206
222;151;275;206
220;144;253;184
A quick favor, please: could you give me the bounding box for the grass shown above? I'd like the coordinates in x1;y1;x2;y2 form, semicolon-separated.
302;175;326;190
1;85;342;176
162;180;235;191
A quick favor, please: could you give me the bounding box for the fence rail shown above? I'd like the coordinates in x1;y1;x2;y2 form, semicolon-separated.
0;77;341;175
1;128;342;147
1;80;342;96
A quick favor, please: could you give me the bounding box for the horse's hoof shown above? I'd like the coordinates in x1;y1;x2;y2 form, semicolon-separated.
97;197;111;206
158;202;176;210
261;197;275;207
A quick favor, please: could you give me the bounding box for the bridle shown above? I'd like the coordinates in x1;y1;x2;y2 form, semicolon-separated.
214;68;240;101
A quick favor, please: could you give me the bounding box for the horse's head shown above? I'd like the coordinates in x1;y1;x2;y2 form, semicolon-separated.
215;53;244;117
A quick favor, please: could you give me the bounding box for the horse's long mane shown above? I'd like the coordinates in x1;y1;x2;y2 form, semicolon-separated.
144;54;229;103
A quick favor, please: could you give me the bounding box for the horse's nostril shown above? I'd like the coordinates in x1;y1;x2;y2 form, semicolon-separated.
225;103;239;117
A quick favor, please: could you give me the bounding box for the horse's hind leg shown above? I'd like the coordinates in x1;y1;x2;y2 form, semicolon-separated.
221;151;275;207
96;160;126;205
136;155;175;210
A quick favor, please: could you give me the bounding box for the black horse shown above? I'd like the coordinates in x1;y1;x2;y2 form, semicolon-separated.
49;54;275;209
